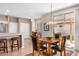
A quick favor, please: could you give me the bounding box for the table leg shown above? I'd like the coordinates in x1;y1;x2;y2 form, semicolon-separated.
47;43;51;56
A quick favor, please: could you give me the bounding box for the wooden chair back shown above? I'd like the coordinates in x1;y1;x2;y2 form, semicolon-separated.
54;33;61;40
59;36;66;49
31;36;38;50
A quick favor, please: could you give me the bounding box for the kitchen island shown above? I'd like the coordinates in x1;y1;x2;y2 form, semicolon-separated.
0;33;22;52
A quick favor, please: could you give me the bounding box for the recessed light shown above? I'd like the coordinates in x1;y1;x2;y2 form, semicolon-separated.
4;13;7;15
6;9;10;13
4;9;10;15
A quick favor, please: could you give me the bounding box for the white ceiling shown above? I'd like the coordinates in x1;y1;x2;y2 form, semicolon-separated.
0;3;76;19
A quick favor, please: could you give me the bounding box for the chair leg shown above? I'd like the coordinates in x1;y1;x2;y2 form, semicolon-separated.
45;49;48;56
43;50;47;56
50;49;52;56
5;40;8;53
50;49;53;55
11;40;13;52
54;50;57;54
38;50;43;56
45;49;48;55
17;40;19;50
60;51;62;56
38;51;39;56
38;49;41;56
32;49;34;56
4;42;5;53
64;49;66;56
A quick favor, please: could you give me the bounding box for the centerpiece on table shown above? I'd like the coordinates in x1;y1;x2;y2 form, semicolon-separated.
46;37;52;40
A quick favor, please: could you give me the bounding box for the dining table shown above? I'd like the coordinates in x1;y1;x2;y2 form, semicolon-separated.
38;37;59;55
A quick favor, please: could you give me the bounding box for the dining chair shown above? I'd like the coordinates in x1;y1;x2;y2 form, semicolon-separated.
52;33;60;45
0;39;8;53
31;36;47;56
50;33;60;55
38;40;47;56
31;36;38;55
51;36;66;56
10;37;19;52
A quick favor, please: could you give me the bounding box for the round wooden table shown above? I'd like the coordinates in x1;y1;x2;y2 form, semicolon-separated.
38;37;59;55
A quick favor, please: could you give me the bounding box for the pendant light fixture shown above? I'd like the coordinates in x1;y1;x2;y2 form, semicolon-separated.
50;3;54;37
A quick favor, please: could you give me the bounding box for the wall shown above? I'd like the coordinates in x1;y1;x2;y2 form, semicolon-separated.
75;8;79;50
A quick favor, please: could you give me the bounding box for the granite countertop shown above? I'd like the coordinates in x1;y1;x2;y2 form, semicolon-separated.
0;33;22;37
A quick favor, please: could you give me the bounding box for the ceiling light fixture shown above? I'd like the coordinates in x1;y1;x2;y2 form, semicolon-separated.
50;3;54;37
4;9;10;15
6;9;10;13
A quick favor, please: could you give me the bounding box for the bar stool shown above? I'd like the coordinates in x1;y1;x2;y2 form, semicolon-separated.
0;39;8;53
10;36;19;52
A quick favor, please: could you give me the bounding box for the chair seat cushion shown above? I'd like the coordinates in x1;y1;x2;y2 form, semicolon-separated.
40;46;47;49
51;45;61;50
40;44;47;49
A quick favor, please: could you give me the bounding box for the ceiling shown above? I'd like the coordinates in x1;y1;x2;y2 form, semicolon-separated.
0;3;76;19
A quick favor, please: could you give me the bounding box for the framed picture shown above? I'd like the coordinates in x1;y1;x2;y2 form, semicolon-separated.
44;23;49;31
